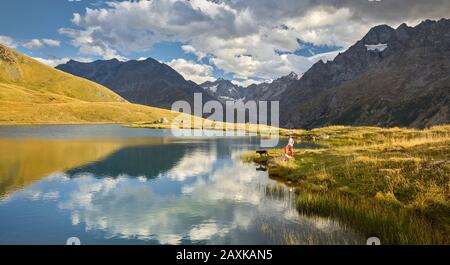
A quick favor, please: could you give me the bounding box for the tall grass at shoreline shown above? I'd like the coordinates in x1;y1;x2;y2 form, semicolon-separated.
243;125;450;244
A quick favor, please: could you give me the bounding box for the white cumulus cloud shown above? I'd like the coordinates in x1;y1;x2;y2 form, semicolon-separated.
167;58;215;84
58;0;450;80
0;35;17;48
23;38;61;50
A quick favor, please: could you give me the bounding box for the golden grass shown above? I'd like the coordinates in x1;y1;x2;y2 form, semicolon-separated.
0;101;180;124
0;44;122;103
0;44;186;125
244;125;450;244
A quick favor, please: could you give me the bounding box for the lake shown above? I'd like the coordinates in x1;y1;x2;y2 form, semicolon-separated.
0;125;364;244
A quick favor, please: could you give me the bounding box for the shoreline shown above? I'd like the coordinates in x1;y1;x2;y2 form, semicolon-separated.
242;125;450;244
0;120;285;136
0;122;127;126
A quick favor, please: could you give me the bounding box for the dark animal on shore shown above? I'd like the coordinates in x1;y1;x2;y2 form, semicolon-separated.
256;150;268;156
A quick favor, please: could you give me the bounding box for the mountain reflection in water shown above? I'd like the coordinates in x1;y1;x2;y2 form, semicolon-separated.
0;125;364;245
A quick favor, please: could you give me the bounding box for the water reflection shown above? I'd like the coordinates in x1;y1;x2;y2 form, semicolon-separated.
0;126;363;245
0;139;125;198
66;142;219;181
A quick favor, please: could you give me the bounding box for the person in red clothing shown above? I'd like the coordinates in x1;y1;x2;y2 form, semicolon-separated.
284;136;294;157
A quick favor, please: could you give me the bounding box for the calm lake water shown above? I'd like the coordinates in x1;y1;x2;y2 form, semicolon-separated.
0;125;364;245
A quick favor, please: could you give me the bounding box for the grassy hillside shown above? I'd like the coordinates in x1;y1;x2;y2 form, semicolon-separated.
0;44;179;124
243;125;450;244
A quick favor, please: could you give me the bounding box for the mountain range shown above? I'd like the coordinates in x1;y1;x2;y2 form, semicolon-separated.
56;57;215;110
201;19;450;129
278;19;450;128
200;72;300;103
54;18;450;129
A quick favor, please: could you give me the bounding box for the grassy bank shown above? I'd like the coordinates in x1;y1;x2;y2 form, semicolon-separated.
0;101;180;125
243;125;450;244
128;117;281;135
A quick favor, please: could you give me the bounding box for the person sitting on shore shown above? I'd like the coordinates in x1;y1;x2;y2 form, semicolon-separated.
285;136;295;158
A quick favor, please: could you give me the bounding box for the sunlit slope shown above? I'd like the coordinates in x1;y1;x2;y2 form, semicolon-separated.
0;100;179;124
0;44;124;102
0;44;179;124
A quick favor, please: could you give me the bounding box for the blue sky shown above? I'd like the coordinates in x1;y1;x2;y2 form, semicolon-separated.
0;1;198;62
0;0;448;85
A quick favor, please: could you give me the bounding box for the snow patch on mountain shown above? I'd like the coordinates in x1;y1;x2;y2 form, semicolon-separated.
208;84;218;93
365;43;388;52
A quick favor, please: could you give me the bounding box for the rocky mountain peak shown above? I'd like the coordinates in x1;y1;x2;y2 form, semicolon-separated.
66;59;78;64
201;77;242;102
362;24;396;44
395;23;414;41
279;19;450;129
285;72;300;80
56;57;215;109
